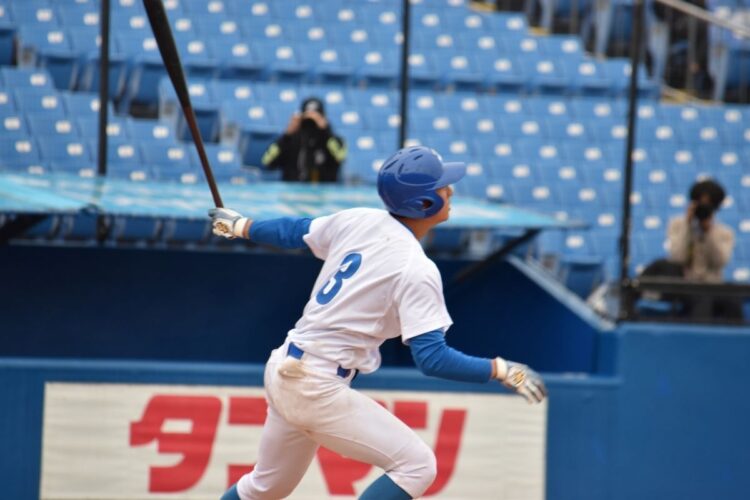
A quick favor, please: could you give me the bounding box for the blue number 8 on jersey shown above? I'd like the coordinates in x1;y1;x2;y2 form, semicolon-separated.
316;253;362;305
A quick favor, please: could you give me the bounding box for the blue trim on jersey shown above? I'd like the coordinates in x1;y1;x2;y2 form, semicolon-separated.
248;217;312;249
408;330;493;383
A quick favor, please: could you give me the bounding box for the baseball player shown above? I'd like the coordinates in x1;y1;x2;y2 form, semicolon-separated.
210;146;547;500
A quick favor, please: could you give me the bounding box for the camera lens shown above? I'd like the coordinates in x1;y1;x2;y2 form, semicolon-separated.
695;203;713;220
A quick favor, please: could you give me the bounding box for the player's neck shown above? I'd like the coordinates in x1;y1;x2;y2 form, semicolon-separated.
396;217;437;241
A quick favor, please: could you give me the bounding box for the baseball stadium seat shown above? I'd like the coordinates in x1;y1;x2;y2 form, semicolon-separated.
27;114;78;138
0;113;29;139
0;137;41;167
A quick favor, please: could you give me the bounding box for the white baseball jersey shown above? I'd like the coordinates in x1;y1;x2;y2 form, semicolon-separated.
287;207;452;374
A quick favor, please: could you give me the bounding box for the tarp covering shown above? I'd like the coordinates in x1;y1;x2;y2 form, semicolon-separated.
0;173;572;229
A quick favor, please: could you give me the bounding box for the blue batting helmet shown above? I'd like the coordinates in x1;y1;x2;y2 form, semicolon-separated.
377;146;466;219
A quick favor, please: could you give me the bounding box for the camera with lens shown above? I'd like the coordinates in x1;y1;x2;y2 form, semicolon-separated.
694;203;715;221
689;179;725;223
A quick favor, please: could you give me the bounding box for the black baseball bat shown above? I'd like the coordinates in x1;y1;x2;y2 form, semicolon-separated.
142;0;224;208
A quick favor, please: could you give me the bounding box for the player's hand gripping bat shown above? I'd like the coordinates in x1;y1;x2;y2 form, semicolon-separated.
142;0;225;210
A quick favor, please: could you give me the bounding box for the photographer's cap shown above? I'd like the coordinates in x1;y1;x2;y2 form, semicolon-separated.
301;97;325;116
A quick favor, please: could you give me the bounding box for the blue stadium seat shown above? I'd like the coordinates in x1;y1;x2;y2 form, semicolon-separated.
203;144;245;182
140;142;195;171
571;60;613;96
0;5;15;65
8;3;60;28
210;79;257;106
72;27;129;100
480;52;524;92
56;3;100;28
109;216;163;244
1;66;55;89
252;39;308;81
58;212;104;241
16;26;79;89
192;17;242;41
343;149;388;184
518;56;571;94
348;46;399;87
209;39;264;79
559;255;605;298
37;137;93;164
560;230;596;257
117;33;167;109
0;90;16;117
545;117;590;143
161;217;210;244
524;96;569;117
0;137;41;167
27;115;78;138
589;227;619;256
538;163;581;186
76;116;128;141
103;139;143;168
126;119;175;143
219;101;278;151
158;78;219;142
601;59;659;98
432;50;484;91
60;91;114;117
297;45;354;85
107;162;155;182
173;32;219;79
0;158;52;176
0;114;29;139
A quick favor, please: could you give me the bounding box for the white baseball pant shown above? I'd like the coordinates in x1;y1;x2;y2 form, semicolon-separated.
236;341;436;499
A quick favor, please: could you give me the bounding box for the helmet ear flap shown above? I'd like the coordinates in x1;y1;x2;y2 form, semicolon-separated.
414;193;444;218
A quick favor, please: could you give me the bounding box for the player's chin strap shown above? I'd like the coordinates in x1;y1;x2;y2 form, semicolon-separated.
493;357;548;404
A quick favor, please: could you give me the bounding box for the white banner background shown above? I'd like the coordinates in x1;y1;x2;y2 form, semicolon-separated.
40;382;546;499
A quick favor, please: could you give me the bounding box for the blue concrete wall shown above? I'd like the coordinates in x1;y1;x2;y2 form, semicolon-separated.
612;323;750;500
0;357;614;500
0;244;599;373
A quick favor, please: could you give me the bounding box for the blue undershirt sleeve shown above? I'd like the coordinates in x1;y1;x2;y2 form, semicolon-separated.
408;330;493;383
248;217;313;249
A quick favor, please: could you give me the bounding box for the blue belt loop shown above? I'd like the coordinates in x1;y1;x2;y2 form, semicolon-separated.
287;342;304;360
288;342;356;379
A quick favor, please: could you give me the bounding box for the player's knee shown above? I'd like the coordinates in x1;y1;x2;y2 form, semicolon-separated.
418;446;438;489
397;441;437;496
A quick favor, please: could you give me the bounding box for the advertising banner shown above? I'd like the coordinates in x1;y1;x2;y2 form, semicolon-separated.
41;383;546;499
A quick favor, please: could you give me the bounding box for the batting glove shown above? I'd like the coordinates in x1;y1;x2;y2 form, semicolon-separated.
493;357;547;404
208;208;249;239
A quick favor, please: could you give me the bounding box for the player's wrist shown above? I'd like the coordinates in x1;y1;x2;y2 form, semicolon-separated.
232;217;251;238
493;357;508;380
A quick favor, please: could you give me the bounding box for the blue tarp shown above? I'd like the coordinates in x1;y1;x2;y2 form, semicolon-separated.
0;173;574;230
0;175;90;213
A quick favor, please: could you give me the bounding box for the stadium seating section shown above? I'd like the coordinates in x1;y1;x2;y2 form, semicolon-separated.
0;0;748;294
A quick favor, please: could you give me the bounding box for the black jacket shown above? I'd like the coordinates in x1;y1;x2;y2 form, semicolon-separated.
261;124;346;183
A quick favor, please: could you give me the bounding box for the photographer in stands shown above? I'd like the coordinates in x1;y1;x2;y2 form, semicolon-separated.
639;178;743;321
667;179;734;283
261;97;346;183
